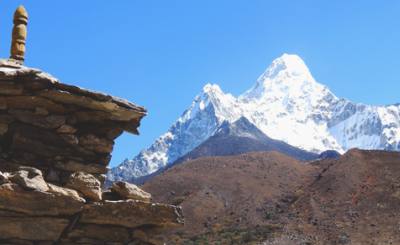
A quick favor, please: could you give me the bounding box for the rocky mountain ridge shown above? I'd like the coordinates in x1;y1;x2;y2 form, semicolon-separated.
174;116;320;164
121;117;338;185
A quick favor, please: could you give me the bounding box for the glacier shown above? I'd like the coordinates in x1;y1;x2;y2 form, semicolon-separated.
108;53;400;182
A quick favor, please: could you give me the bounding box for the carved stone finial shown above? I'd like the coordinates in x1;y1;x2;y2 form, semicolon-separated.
10;5;28;64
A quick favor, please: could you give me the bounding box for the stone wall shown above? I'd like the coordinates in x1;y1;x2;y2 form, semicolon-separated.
0;61;146;185
0;61;183;244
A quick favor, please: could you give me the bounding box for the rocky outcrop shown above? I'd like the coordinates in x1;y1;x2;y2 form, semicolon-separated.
0;61;146;183
111;181;152;201
0;61;183;244
66;171;102;202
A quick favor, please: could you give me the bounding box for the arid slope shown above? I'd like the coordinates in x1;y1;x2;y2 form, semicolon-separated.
267;149;400;245
144;149;400;244
143;151;318;243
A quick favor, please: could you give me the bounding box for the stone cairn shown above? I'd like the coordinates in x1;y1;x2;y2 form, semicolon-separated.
10;5;28;64
0;6;183;245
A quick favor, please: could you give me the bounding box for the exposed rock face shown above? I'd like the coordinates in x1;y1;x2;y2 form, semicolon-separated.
111;181;152;201
0;61;183;244
81;201;184;229
0;62;145;182
66;171;102;201
0;171;9;184
174;116;319;164
9;166;49;192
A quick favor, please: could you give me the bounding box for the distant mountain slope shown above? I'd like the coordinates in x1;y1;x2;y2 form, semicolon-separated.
264;149;400;245
142;151;318;243
128;117;334;185
108;54;400;182
175;116;319;164
143;149;400;244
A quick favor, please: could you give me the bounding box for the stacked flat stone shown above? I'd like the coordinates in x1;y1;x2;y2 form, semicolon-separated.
0;60;145;185
0;60;184;244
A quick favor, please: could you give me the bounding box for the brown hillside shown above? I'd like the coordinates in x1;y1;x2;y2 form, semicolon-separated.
144;149;400;244
143;151;318;243
265;149;400;245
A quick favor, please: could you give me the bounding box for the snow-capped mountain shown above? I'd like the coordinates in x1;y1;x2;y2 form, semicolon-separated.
174;116;320;165
108;53;400;182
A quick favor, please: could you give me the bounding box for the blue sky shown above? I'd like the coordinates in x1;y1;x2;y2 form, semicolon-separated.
1;1;400;167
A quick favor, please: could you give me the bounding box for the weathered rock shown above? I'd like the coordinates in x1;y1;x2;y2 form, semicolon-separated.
57;124;77;134
0;183;84;216
46;168;60;182
131;229;148;243
0;60;184;244
0;209;25;217
18;166;42;175
0;239;34;245
0;82;23;95
106;127;124;140
73;110;113;123
95;174;107;184
0;114;13;123
0;217;68;241
34;107;49;116
111;181;152;201
46;115;66;128
0;171;9;184
60;238;104;244
10;124;101;164
66;172;102;201
9;109;66;129
102;190;121;201
0;96;65;113
0;100;6;109
55;161;107;175
10;5;28;64
60;134;79;145
39;90;144;122
47;183;85;203
79;134;113;154
131;226;166;245
36;241;54;245
9;167;49;192
80;200;184;228
66;224;130;243
0;123;8;135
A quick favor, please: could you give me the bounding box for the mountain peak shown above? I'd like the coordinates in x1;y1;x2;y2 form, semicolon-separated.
270;53;310;76
179;83;241;124
240;53;321;101
260;53;313;83
217;116;276;141
202;83;223;96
